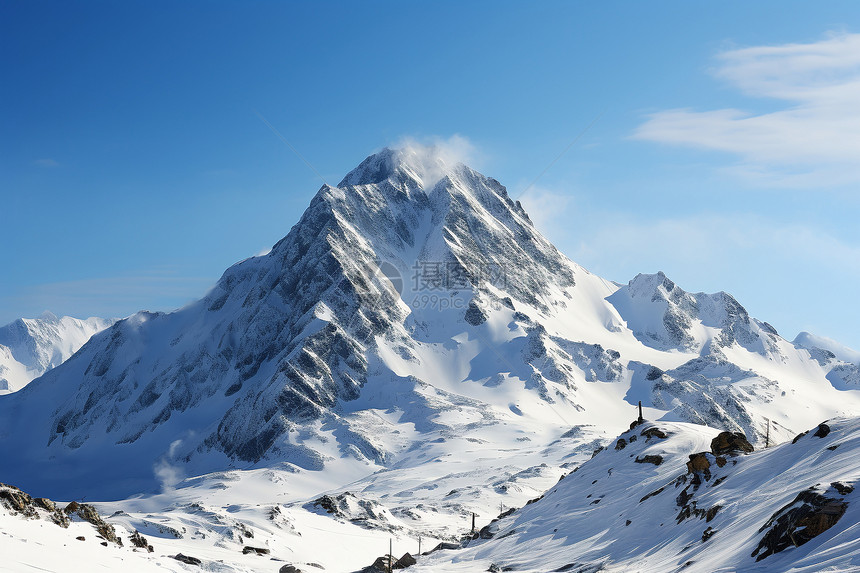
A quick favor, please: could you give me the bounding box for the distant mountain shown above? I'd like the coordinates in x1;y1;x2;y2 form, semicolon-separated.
1;146;858;503
793;331;860;390
0;312;114;394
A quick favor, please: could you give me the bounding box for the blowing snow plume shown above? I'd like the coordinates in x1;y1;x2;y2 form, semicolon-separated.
390;135;478;189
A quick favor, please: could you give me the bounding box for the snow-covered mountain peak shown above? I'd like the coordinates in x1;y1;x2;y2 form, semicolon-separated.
2;149;859;505
607;271;780;355
794;331;860;365
338;144;469;191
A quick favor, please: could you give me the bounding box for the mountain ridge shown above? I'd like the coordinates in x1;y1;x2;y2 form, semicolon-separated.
0;146;857;503
0;312;114;394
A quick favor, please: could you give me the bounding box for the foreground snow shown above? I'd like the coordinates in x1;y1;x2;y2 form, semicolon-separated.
3;417;859;572
411;418;860;573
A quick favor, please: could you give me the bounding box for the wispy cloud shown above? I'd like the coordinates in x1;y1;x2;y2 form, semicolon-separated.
633;32;860;187
32;158;60;168
394;134;480;188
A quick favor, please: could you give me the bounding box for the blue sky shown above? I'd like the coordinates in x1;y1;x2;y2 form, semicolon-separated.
2;1;860;350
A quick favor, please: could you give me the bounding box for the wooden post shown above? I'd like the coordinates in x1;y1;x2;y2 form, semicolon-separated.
638;401;643;423
471;512;476;534
389;538;393;573
765;418;770;448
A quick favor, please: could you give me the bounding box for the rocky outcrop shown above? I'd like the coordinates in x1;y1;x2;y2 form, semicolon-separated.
357;552;417;572
242;546;270;555
129;530;154;552
66;502;121;545
173;553;202;566
752;484;851;561
710;431;753;455
634;454;664;465
0;483;69;528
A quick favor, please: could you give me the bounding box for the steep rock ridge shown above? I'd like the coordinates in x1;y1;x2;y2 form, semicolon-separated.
0;312;114;393
0;147;592;498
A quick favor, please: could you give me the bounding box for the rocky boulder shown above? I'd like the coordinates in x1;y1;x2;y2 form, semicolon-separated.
710;431;753;455
752;484;850;561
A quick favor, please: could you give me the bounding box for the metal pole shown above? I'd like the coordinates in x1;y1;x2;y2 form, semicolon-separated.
765;417;770;448
389;538;393;573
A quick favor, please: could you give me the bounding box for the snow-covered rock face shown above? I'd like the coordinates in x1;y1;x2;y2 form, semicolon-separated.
0;312;114;394
0;147;858;503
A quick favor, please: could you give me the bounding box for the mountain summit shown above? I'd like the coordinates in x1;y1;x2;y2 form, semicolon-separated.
1;147;857;500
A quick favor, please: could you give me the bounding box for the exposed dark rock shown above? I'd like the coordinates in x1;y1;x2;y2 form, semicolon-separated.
464;300;488;326
76;536;85;541
646;367;664;380
1;484;69;527
279;566;303;573
814;423;831;438
73;503;121;545
0;484;34;516
129;530;153;552
706;505;721;522
701;527;716;542
710;431;753;455
173;553;202;566
634;454;663;465
394;552;417;568
686;452;711;479
33;498;56;512
615;438;627;450
752;486;849;561
429;541;462;553
792;431;808;444
640;487;665;503
641;427;668;440
832;482;854;496
242;546;270;555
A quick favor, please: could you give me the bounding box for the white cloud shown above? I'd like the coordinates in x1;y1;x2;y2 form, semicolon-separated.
633;32;860;187
393;134;479;188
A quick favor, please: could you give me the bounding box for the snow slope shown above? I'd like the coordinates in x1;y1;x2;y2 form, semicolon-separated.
0;312;114;394
411;418;860;573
